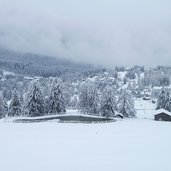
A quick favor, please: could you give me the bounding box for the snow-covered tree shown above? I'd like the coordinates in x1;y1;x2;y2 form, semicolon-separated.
70;95;79;108
63;88;71;108
156;89;168;109
8;89;22;116
159;76;170;87
48;81;66;114
156;89;171;111
100;85;117;117
0;96;7;118
79;81;99;115
118;90;136;117
23;81;45;117
4;101;8;114
125;70;136;79
164;92;171;112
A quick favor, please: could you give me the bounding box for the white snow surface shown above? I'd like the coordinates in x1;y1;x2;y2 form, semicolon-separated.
3;70;15;76
135;98;156;119
0;119;171;171
1;105;171;171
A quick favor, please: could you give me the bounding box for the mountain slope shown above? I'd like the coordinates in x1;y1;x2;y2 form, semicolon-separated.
0;48;96;77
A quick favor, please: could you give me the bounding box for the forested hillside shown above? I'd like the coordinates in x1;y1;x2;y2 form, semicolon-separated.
0;48;96;77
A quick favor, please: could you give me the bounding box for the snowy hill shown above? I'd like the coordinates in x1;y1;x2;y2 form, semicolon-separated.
0;48;97;77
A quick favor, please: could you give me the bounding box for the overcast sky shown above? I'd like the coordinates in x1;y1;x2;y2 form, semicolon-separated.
0;0;171;67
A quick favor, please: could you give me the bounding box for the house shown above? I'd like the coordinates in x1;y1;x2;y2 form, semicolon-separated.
143;94;151;100
154;109;171;121
143;88;151;100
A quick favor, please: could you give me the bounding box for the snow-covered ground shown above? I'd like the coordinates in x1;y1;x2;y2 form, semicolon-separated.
2;70;15;76
1;107;171;171
0;119;171;171
0;100;170;171
135;98;156;119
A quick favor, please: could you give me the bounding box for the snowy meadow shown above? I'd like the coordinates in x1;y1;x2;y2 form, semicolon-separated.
1;117;171;171
0;100;171;171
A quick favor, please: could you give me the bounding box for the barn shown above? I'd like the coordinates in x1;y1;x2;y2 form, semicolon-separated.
154;109;171;121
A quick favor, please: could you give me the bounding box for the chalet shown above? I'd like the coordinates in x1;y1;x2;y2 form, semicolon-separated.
154;109;171;121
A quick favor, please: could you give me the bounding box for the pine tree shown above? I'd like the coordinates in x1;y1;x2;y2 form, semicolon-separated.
118;90;136;117
156;89;171;112
4;101;8;114
8;89;22;116
70;95;78;108
48;81;66;114
164;92;171;112
79;81;99;115
23;81;45;117
0;96;6;118
100;85;117;117
156;89;169;109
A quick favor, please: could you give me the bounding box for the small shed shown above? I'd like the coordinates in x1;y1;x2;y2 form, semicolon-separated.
154;109;171;121
115;112;123;119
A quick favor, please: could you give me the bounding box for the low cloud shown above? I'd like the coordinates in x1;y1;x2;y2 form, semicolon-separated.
0;0;171;67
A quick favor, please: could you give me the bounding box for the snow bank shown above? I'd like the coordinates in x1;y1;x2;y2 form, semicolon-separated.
2;110;115;123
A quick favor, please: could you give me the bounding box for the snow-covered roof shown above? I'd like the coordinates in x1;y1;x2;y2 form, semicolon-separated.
154;109;171;116
153;86;163;90
115;111;123;117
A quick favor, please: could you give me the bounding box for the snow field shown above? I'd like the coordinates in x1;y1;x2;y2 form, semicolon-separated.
0;118;171;171
135;98;156;119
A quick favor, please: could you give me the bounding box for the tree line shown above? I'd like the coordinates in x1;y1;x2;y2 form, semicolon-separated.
0;79;136;118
